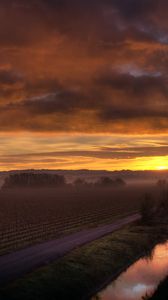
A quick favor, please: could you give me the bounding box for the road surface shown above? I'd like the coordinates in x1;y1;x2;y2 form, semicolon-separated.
0;213;140;285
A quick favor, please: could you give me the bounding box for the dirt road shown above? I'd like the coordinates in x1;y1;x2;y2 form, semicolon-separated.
0;213;140;285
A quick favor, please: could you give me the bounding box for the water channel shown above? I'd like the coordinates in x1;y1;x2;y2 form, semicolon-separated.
92;241;168;300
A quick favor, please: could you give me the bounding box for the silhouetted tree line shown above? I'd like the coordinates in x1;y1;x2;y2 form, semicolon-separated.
2;173;126;189
156;179;168;214
140;193;154;224
96;176;126;187
140;179;168;224
73;176;126;188
2;173;66;188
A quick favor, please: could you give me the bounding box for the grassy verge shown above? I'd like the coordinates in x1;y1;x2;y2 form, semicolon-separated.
1;221;168;300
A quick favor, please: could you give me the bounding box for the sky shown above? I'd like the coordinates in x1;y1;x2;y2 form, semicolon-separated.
0;0;168;171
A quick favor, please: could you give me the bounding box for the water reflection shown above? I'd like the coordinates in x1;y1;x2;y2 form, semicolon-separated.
93;242;168;300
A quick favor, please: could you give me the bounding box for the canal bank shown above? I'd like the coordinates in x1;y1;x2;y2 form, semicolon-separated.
1;221;168;300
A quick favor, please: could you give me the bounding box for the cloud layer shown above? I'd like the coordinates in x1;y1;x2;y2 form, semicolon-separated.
0;0;167;134
0;133;168;171
0;1;168;170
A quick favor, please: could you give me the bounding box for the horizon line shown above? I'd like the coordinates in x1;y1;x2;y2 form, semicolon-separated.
1;168;168;173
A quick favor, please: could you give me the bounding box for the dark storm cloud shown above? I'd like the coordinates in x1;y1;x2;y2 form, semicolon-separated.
0;0;167;134
96;70;168;97
43;0;168;44
20;91;88;114
44;0;165;20
99;105;168;122
7;83;99;115
96;70;168;122
0;0;167;46
42;0;168;49
0;66;167;132
111;0;157;19
4;68;167;115
0;69;23;85
25;78;61;96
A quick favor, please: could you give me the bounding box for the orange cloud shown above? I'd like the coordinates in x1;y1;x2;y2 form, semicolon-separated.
0;1;167;170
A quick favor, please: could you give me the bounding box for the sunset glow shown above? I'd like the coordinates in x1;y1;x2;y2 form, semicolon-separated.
0;0;168;171
157;166;167;171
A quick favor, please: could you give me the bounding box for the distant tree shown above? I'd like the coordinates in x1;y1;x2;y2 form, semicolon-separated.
114;177;126;186
157;179;167;200
74;178;86;186
156;179;168;214
95;176;126;187
96;176;114;187
157;179;167;188
2;173;66;189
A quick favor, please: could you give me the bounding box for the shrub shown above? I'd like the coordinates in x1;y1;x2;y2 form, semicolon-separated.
140;193;154;224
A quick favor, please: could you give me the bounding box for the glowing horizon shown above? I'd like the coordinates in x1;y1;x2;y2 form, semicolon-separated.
0;133;168;171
